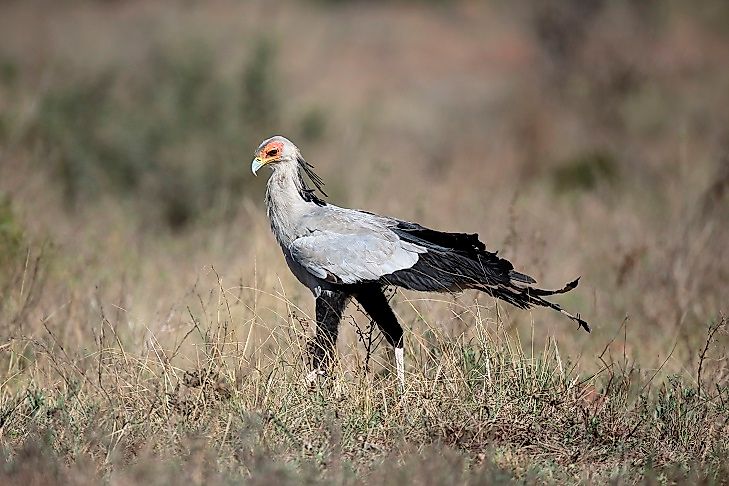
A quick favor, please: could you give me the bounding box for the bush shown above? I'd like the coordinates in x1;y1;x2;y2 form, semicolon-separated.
551;149;619;194
31;39;281;230
0;194;24;281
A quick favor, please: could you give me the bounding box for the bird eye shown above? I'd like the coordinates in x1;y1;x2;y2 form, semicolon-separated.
266;147;279;157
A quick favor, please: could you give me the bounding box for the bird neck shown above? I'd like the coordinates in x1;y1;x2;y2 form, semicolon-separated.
265;163;312;247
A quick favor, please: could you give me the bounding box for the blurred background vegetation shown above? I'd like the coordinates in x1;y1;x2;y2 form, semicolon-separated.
1;0;728;483
2;0;724;330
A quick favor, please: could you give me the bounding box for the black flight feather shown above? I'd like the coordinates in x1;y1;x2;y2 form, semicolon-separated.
383;221;590;332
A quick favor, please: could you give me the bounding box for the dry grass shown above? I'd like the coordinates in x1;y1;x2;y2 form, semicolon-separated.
1;264;728;483
1;1;729;484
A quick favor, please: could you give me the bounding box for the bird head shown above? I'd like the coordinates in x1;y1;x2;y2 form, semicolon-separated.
251;135;298;175
252;135;329;199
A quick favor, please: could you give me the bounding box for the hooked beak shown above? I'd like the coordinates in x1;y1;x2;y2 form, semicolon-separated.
251;157;265;175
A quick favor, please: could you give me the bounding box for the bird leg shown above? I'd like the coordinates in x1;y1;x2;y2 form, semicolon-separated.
354;287;405;390
308;290;349;384
305;369;326;385
394;346;405;390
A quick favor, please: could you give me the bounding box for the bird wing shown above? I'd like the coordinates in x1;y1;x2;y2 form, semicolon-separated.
289;210;425;284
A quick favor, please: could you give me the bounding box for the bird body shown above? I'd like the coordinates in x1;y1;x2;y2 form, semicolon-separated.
252;136;589;388
264;161;423;289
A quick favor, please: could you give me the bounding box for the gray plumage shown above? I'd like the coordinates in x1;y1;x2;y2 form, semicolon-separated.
259;139;425;295
252;135;589;386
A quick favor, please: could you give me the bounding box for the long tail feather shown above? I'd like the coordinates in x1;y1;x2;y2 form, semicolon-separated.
475;278;590;332
387;221;591;333
508;269;536;284
521;277;580;296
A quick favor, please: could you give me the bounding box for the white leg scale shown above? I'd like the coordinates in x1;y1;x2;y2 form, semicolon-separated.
395;347;405;390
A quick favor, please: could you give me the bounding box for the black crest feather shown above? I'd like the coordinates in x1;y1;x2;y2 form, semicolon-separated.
297;155;328;206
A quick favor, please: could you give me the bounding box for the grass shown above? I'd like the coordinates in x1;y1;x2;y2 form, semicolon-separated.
1;1;728;484
1;257;727;483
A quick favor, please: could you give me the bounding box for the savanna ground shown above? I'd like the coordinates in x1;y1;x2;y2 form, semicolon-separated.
1;1;728;484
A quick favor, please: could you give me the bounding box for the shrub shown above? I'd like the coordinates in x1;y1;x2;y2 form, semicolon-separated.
30;39;281;230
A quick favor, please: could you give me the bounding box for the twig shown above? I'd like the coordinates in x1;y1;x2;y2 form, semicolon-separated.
697;314;726;399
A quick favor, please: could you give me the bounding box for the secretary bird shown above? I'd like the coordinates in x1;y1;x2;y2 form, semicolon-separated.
251;135;589;388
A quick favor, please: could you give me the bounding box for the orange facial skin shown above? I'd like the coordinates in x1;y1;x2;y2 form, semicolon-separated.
259;140;284;162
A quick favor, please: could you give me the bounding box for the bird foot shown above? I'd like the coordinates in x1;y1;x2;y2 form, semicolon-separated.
305;369;326;387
